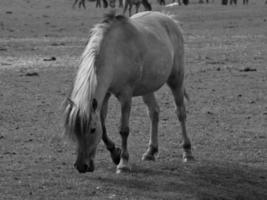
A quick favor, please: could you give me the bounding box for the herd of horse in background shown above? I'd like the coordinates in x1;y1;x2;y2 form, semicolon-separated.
73;0;251;16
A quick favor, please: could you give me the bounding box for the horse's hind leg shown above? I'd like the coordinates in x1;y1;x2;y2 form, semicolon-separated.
142;93;159;161
116;94;132;173
167;74;194;162
101;93;121;165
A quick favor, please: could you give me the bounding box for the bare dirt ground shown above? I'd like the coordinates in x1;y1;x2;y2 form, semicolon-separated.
0;0;267;199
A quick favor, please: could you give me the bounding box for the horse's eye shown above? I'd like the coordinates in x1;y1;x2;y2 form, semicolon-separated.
90;128;96;134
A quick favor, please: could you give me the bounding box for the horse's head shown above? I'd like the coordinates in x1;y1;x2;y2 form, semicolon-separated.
64;98;102;173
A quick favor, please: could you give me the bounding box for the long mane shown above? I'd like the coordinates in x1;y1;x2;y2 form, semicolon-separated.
64;12;126;139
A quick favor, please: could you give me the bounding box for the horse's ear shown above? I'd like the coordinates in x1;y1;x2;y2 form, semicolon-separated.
92;98;98;112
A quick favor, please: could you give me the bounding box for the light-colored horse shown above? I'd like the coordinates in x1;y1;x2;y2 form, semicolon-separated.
64;11;194;174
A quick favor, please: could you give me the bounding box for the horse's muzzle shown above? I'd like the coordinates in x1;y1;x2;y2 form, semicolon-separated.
74;160;95;173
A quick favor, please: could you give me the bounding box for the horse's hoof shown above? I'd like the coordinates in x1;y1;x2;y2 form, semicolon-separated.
142;146;158;161
111;147;121;165
142;153;156;161
183;154;195;162
116;166;131;174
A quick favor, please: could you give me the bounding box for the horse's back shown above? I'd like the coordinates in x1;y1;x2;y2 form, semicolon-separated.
131;11;183;58
128;12;184;96
106;12;184;97
131;11;182;36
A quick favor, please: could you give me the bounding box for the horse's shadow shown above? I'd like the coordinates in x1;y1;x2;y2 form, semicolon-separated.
95;160;267;200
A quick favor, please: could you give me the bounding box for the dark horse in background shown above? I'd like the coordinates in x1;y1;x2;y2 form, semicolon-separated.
72;0;108;9
108;0;151;16
123;0;152;16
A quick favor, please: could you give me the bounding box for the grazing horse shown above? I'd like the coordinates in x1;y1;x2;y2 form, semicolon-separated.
64;11;194;174
122;0;152;16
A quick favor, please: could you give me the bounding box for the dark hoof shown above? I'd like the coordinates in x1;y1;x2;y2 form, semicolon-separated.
111;147;121;165
142;153;156;161
142;146;158;161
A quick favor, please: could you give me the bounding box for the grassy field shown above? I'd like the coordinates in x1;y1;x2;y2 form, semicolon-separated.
0;0;267;199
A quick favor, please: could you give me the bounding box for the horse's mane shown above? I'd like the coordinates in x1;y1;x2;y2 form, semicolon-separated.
64;12;128;140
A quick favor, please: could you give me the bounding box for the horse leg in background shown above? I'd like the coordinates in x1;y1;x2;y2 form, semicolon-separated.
119;0;123;7
101;93;121;165
123;1;132;16
135;2;141;14
142;0;152;11
167;76;194;162
142;93;159;161
80;0;86;9
96;0;101;8
72;0;79;8
128;3;133;16
123;0;129;15
103;0;108;8
116;95;132;173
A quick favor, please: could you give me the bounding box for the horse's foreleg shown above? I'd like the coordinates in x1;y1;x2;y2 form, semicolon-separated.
142;93;159;161
101;93;121;165
168;79;194;162
116;96;132;173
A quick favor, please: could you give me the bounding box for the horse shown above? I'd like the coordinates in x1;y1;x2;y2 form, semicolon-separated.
72;0;108;9
121;0;152;16
64;11;194;174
